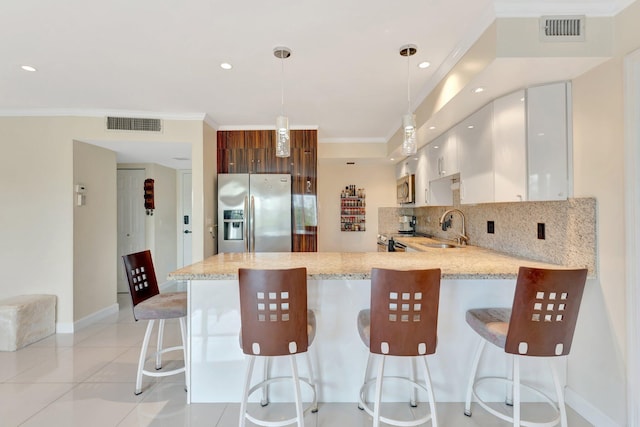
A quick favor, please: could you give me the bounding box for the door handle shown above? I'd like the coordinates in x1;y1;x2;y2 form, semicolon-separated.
184;230;192;234
250;195;255;253
244;196;249;252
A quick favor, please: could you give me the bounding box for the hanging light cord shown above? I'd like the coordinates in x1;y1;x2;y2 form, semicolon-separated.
406;49;411;115
280;51;285;116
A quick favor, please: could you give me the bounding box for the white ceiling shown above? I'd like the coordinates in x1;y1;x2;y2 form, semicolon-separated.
0;0;634;166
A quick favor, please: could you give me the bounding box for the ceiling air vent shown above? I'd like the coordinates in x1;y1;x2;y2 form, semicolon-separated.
540;16;585;42
106;116;162;132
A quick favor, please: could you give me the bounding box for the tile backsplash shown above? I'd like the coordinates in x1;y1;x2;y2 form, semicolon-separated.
378;198;596;274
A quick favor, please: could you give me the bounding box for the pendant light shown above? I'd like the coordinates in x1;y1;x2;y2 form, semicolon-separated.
274;46;292;158
400;44;417;156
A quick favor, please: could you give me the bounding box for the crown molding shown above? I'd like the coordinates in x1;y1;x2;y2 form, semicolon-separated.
493;0;634;17
0;108;208;122
319;137;386;144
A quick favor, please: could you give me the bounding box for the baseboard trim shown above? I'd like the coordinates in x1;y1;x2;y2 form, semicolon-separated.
55;322;74;334
566;387;622;427
56;303;120;334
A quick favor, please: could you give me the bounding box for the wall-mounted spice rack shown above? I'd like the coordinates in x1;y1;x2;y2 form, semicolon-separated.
340;185;365;232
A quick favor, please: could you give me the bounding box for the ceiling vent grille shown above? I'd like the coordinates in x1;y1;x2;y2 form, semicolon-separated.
106;116;162;132
540;16;585;42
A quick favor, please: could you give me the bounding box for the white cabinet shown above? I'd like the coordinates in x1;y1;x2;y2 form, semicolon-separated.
427;129;458;181
527;82;570;201
424;129;457;206
414;82;570;206
395;157;417;179
414;145;429;206
429;175;454;206
493;90;527;202
458;103;494;204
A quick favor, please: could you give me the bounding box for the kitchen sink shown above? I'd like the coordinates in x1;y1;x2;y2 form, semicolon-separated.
419;243;462;249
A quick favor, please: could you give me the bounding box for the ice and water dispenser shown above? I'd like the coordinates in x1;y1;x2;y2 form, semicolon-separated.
223;209;244;241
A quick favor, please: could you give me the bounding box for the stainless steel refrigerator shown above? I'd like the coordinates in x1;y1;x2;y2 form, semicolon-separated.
218;173;292;253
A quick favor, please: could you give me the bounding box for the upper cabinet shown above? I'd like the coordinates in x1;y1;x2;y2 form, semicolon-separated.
450;82;571;204
493;90;527;202
412;81;571;206
526;82;571;201
414;145;429;206
458;103;494;205
427;129;458;182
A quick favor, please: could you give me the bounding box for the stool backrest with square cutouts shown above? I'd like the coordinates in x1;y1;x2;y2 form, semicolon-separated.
238;267;308;357
369;267;441;357
122;250;160;319
505;266;588;357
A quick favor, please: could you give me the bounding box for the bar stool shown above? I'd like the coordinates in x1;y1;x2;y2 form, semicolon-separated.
238;267;318;427
122;250;188;395
357;267;441;427
464;266;588;427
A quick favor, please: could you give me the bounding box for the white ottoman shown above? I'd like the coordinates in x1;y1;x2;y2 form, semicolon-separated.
0;295;56;351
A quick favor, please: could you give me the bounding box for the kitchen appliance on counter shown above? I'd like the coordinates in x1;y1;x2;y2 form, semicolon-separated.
218;173;291;253
376;234;407;252
398;215;416;233
396;174;415;204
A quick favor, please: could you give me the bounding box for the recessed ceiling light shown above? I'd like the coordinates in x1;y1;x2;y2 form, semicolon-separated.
220;63;232;70
390;158;395;161
418;61;430;69
467;125;475;129
520;97;525;102
429;126;436;130
21;65;37;72
473;87;484;93
433;146;439;149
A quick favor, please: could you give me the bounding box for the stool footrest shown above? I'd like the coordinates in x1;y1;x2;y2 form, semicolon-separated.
359;376;434;427
141;345;186;378
471;376;561;427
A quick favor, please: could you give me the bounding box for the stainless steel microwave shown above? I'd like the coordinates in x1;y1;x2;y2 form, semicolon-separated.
397;174;415;204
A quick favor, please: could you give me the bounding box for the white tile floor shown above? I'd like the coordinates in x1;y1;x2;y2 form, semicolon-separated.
0;292;593;426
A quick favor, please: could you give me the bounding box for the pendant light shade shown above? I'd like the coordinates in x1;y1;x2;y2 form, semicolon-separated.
274;47;292;158
400;44;418;156
402;113;417;156
275;115;290;157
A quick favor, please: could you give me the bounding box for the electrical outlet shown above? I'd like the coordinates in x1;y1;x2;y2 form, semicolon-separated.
537;223;546;240
487;221;495;234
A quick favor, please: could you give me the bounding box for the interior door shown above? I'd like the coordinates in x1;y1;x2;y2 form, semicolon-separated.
117;169;146;293
181;171;192;267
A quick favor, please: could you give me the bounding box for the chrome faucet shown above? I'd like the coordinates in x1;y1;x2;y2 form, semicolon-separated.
439;208;469;245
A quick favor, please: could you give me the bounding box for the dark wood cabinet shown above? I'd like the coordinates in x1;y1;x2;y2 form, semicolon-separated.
217;129;317;252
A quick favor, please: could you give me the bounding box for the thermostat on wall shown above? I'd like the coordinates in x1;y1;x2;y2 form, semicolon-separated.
75;184;87;206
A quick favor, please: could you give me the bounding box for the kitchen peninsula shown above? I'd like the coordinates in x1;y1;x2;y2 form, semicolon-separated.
169;247;580;404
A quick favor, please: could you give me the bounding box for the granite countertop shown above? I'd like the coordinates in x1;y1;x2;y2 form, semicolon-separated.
168;239;568;281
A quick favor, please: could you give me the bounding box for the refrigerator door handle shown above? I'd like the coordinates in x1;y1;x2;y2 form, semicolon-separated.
243;196;249;252
250;195;256;252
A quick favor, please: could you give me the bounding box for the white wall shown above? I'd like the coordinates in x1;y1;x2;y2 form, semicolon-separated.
0;116;205;329
567;2;640;424
317;159;396;252
202;122;217;257
73;141;117;323
146;164;178;284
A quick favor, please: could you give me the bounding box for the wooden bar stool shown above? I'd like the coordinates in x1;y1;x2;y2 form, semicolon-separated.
357;267;441;427
122;250;188;395
238;267;318;427
464;266;588;427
